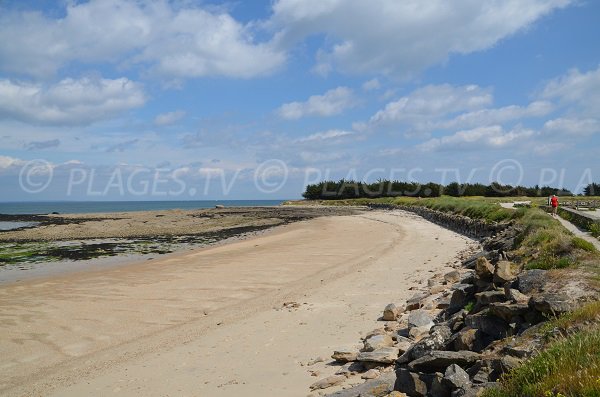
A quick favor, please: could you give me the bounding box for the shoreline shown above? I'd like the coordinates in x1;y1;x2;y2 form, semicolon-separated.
0;210;476;396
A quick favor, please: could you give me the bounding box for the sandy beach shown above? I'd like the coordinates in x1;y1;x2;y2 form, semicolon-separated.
0;209;475;396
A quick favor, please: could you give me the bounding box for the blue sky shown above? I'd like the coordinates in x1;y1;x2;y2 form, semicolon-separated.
0;0;599;200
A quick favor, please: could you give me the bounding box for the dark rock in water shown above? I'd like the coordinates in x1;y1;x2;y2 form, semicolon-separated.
395;368;448;397
327;371;396;397
443;364;470;391
411;324;452;360
514;269;547;294
408;351;481;372
531;293;575;315
465;312;510;340
449;284;475;313
215;204;225;209
488;302;529;322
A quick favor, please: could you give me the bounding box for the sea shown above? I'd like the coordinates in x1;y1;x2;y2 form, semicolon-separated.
0;200;287;215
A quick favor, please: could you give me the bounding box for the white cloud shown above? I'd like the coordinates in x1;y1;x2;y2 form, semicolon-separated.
278;87;357;119
543;118;600;136
438;101;553;130
294;129;354;143
370;84;492;125
270;0;572;77
541;65;600;116
154;110;186;126
362;78;381;91
418;125;536;151
0;0;285;79
0;77;146;126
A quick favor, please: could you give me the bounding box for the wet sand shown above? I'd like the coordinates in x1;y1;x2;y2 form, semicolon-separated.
0;210;475;396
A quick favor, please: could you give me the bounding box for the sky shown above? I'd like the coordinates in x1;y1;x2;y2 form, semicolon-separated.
0;0;599;200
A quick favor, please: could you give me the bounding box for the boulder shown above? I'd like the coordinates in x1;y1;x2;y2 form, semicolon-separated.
327;371;396;397
406;292;429;311
409;325;433;341
475;257;494;281
514;269;547;294
465;312;510;340
364;334;395;352
531;293;575;315
395;338;413;354
357;347;400;364
444;270;461;284
494;261;517;284
394;368;447;397
411;324;452;360
430;285;447;295
362;369;380;380
449;284;475;313
488;302;529;322
450;327;483;352
309;374;346;390
474;290;506;308
462;253;486;269
504;288;529;304
408;351;481;372
332;349;359;363
383;303;403;321
408;310;434;330
336;361;364;376
442;364;470;391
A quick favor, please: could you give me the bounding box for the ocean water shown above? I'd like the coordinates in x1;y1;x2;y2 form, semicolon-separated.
0;221;39;230
0;200;287;215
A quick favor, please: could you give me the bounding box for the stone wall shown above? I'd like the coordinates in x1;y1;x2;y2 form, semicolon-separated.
558;207;600;232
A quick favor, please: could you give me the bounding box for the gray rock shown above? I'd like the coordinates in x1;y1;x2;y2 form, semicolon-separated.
332;349;358;363
444;270;461;284
364;334;394;352
411;325;452;360
443;364;470;390
309;374;346;390
465;312;509;340
494;261;517;284
357;347;400;364
475;290;506;308
514;269;547;294
362;369;380;379
408;310;434;329
504;287;529;304
531;293;575;315
335;361;364;376
394;368;446;397
409;325;432;341
450;327;483;352
408;351;481;372
395;338;413;354
449;284;475;313
327;371;396;397
488;302;529;322
475;257;494;281
383;303;402;321
406;292;429;311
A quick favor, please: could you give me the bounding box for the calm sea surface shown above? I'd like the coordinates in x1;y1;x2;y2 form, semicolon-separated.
0;200;287;215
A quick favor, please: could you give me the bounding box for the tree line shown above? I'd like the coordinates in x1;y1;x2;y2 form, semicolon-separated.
300;180;594;200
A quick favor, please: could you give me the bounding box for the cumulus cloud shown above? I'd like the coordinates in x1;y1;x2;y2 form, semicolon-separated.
0;0;285;79
269;0;572;77
544;118;600;136
154;110;186;126
418;125;536;152
362;78;381;91
540;65;600;116
370;84;492;125
278;87;357;119
0;77;145;126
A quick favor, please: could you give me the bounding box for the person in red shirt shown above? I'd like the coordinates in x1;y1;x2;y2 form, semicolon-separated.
550;194;559;218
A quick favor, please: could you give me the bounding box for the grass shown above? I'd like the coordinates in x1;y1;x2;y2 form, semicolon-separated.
483;301;600;397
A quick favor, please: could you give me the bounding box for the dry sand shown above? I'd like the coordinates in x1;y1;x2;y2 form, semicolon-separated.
0;210;475;397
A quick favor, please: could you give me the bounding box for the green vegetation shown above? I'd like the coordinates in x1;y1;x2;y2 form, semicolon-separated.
302;180;572;200
584;183;600;196
484;301;600;397
464;300;475;313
